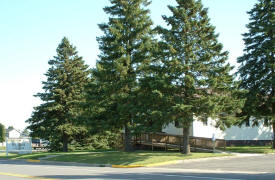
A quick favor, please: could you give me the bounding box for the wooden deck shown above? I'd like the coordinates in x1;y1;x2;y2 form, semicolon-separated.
126;133;226;152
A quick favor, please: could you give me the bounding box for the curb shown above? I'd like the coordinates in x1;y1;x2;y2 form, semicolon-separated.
26;159;41;163
144;160;182;167
25;158;224;168
24;154;236;168
26;159;112;167
24;158;180;168
112;160;182;168
112;165;144;168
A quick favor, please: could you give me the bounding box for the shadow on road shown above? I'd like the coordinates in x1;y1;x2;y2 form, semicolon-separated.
40;172;275;180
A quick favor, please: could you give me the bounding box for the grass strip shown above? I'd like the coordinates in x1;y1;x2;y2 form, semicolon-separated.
1;150;231;166
225;146;275;154
0;151;108;160
46;151;230;165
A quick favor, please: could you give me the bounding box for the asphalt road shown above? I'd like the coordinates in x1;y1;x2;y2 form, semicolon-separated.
165;153;275;173
0;154;274;180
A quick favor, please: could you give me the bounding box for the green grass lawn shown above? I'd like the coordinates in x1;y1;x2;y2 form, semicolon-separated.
0;152;18;158
46;151;230;165
0;151;92;160
0;151;231;165
225;146;275;154
0;149;114;160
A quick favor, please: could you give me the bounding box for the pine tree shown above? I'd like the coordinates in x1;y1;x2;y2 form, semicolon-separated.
135;44;171;133
7;126;14;131
94;0;155;151
158;0;242;154
83;69;117;134
237;0;275;148
0;123;5;143
21;128;30;137
27;37;90;152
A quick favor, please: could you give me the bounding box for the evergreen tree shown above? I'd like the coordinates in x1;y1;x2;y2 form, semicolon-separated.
158;0;242;154
27;37;90;152
94;0;155;151
0;123;5;143
7;126;14;131
21;128;30;137
135;44;171;133
82;70;115;134
237;0;275;148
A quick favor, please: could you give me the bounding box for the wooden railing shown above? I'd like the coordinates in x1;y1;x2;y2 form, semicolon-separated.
123;132;226;152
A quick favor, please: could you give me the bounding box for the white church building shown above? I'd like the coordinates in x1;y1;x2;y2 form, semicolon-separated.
163;118;273;142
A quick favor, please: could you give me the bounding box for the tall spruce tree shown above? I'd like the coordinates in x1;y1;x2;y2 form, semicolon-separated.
27;37;90;152
237;0;275;147
135;43;171;133
158;0;242;154
94;0;155;151
0;123;5;143
82;69;117;134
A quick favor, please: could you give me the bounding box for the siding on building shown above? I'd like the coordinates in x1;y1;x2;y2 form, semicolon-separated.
192;118;224;139
8;129;21;138
224;123;272;140
162;122;193;136
162;118;273;141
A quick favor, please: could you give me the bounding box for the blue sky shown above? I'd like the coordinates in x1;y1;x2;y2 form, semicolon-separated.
0;0;257;130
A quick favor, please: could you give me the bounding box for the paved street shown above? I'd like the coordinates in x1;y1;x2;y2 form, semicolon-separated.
165;153;275;173
0;154;274;180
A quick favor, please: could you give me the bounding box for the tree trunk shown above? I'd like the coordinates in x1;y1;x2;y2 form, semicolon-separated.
272;122;275;149
182;125;190;154
271;57;274;149
272;91;275;149
63;134;68;152
124;123;132;152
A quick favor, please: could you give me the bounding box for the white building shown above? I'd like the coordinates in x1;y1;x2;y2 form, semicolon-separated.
163;118;273;141
5;129;32;154
7;129;21;138
0;129;22;147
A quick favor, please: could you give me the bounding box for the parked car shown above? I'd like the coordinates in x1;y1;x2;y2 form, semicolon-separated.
32;139;49;149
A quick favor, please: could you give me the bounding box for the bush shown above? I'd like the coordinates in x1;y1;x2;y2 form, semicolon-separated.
70;131;122;151
48;139;63;152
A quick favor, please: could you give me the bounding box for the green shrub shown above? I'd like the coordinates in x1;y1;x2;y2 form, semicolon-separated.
69;131;121;151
